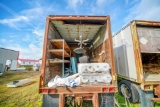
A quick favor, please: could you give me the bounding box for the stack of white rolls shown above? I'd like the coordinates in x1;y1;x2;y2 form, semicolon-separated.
78;63;112;84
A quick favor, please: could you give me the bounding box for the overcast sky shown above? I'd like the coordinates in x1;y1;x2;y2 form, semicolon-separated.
0;0;160;59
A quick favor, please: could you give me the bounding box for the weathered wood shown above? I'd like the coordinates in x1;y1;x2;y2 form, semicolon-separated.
50;39;70;52
90;39;110;65
49;49;70;57
45;64;62;85
142;53;160;74
47;59;70;64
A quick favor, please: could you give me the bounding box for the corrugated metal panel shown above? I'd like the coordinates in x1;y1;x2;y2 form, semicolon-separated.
0;63;3;72
0;48;18;73
113;25;137;81
51;21;102;42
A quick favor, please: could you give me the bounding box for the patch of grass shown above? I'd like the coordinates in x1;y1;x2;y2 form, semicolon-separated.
82;100;92;107
114;93;139;107
155;102;160;107
115;93;160;107
0;71;42;107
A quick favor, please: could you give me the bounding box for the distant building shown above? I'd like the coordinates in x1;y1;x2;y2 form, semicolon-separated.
18;59;39;66
0;47;19;73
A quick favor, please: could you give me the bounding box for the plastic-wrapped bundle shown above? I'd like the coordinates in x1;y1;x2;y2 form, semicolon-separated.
78;63;112;84
78;63;110;74
48;73;81;88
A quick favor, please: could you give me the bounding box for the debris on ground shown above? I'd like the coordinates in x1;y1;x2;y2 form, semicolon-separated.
7;78;32;87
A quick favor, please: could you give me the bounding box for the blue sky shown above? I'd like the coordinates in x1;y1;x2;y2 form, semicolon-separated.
0;0;160;59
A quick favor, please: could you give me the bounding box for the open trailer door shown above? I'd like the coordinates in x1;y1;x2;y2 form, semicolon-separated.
40;15;117;107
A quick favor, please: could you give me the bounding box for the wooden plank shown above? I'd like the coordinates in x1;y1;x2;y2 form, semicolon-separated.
50;39;70;52
49;49;70;57
47;59;70;64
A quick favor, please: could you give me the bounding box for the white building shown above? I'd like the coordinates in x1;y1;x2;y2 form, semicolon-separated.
18;59;39;66
0;48;19;73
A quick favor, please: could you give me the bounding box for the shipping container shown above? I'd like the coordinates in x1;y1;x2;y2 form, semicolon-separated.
39;15;117;107
113;20;160;106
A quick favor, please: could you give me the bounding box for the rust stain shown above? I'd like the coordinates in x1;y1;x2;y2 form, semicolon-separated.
135;20;160;26
130;21;144;83
66;26;72;40
77;25;80;39
155;85;160;98
85;26;91;39
48;15;108;21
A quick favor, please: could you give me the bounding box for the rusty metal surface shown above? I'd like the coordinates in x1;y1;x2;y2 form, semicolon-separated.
59;94;64;107
90;16;116;78
141;53;160;83
134;20;160;84
144;82;160;85
51;20;102;42
45;64;62;85
90;40;110;63
151;85;160;102
92;93;99;107
40;16;117;95
40;17;50;87
155;85;160;98
39;75;43;88
142;53;160;73
107;16;116;77
48;15;108;21
137;27;160;52
150;98;160;102
39;84;117;94
75;96;83;107
130;21;144;83
135;20;160;26
113;20;160;84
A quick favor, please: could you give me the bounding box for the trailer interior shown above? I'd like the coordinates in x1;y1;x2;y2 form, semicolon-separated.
39;16;116;95
137;25;160;83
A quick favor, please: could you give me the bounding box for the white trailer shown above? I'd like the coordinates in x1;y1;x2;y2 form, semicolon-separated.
113;20;160;107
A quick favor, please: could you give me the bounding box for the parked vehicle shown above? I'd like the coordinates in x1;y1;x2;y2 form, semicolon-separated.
113;20;160;107
39;15;117;107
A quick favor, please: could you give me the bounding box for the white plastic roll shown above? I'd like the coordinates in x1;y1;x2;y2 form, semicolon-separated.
81;76;88;83
65;73;79;81
88;76;96;82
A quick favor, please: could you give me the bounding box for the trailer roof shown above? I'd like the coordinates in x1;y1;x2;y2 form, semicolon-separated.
48;15;108;17
113;20;160;37
0;47;19;52
47;15;109;21
50;16;108;42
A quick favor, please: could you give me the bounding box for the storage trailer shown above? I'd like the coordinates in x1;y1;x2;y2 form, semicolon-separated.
39;15;117;107
113;20;160;107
